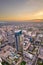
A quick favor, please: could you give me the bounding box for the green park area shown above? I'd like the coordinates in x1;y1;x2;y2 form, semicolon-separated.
2;61;10;65
37;59;43;65
20;61;26;65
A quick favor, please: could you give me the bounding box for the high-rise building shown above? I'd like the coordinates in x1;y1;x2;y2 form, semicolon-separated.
0;35;3;47
15;30;23;52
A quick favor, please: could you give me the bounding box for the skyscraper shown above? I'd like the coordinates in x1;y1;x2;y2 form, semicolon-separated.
15;30;23;52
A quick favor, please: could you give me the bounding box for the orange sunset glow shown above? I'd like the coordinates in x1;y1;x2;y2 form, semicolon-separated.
0;0;43;22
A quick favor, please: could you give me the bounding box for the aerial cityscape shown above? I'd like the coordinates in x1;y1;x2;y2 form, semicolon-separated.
0;22;43;65
0;0;43;65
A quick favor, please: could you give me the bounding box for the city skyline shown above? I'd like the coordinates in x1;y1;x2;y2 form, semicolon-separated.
0;0;43;21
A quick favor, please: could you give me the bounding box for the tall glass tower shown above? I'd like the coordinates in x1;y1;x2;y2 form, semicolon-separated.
15;30;23;52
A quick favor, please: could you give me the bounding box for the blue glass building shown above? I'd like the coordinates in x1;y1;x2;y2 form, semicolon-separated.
15;30;22;51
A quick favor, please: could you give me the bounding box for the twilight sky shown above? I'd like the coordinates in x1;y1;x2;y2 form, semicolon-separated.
0;0;43;21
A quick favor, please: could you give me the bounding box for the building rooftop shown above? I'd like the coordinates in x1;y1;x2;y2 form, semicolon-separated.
23;42;31;51
38;47;43;60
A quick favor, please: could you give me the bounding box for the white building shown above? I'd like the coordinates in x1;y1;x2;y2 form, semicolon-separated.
23;51;33;60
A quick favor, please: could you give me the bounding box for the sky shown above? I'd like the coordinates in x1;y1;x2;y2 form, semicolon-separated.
0;0;43;21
